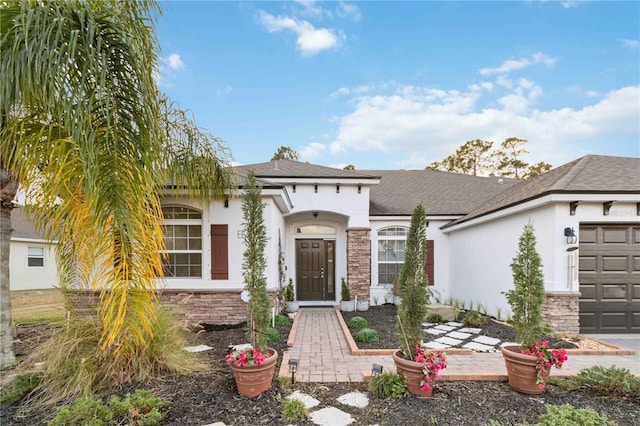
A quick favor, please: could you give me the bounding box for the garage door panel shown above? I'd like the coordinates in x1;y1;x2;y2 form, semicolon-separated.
602;228;628;244
579;223;639;334
601;284;628;300
602;257;629;272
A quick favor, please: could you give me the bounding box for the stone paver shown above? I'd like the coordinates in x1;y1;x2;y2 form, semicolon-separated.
309;407;355;426
337;391;369;408
434;324;456;331
473;336;501;346
434;336;463;346
425;328;447;335
446;322;464;327
287;390;320;409
459;327;482;334
423;341;450;349
447;331;472;340
463;341;496;352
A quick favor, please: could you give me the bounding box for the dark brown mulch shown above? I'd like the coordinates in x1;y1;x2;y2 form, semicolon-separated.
3;314;638;426
342;304;578;351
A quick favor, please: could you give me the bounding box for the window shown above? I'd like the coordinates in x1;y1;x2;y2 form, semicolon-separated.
161;206;202;278
377;227;407;286
377;227;435;286
28;246;45;267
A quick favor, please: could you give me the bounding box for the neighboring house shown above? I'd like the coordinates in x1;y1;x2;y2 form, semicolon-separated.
159;154;639;335
9;206;60;291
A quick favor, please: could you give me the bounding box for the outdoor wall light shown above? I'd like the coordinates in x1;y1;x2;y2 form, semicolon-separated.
371;363;383;377
564;227;577;244
288;359;299;384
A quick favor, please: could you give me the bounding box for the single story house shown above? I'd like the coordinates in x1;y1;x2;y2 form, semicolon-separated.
9;206;60;291
160;154;639;335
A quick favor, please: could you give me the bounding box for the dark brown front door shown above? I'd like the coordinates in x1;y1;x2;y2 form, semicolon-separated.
296;239;335;301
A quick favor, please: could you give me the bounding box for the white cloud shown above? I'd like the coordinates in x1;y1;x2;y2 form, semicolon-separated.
329;83;379;98
167;53;185;70
561;1;579;9
479;52;557;76
258;11;344;56
216;85;233;96
300;142;327;161
620;38;639;49
293;0;327;19
329;82;639;168
337;1;361;22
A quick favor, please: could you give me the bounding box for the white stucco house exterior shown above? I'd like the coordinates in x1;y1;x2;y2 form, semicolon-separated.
9;206;60;291
158;154;639;334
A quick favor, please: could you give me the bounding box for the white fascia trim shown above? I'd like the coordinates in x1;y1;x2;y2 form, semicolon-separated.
441;192;639;233
11;237;58;244
261;188;293;213
265;177;381;186
369;215;462;221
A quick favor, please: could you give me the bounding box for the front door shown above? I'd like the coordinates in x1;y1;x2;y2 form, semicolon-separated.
296;239;335;301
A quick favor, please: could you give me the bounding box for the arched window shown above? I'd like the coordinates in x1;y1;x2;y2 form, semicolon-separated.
377;227;408;286
161;206;202;278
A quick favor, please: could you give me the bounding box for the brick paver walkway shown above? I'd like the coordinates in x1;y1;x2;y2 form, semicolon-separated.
278;307;640;383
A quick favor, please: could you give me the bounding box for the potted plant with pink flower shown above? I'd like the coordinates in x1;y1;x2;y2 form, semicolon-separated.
392;203;447;397
502;222;568;394
227;172;278;398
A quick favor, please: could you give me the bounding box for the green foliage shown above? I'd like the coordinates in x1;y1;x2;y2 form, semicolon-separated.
426;313;443;323
395;203;429;359
463;310;488;327
27;307;204;407
348;316;369;329
536;404;615;426
47;390;169;426
0;372;41;406
281;398;308;421
271;146;300;161
242;172;271;352
554;365;640;398
504;222;548;347
368;372;409;399
341;277;351;301
266;327;281;343
273;314;289;327
355;328;379;343
283;278;295;302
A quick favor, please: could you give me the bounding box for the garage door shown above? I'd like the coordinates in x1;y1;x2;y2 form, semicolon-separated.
579;224;640;334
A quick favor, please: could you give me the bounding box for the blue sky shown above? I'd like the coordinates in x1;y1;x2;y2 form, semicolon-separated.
156;1;639;170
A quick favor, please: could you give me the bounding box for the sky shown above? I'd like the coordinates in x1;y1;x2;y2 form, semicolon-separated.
156;1;640;170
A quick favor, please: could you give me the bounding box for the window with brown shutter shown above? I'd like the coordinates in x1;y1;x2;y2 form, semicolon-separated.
211;224;228;280
424;240;434;286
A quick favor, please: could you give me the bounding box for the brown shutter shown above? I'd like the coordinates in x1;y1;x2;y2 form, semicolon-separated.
424;240;435;286
211;224;228;280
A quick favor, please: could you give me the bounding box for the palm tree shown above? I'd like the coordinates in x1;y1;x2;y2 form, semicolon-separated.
0;0;233;377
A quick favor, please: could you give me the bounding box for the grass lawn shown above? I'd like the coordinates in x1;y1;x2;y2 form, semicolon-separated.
10;288;66;324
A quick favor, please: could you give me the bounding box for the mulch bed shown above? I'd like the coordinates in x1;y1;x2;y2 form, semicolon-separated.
341;303;578;350
3;313;638;426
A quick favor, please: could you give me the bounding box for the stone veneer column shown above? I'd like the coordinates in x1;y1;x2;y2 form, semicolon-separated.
346;228;371;301
542;291;581;335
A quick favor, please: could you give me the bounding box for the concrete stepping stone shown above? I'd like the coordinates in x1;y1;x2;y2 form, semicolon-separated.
459;327;481;334
447;331;472;340
422;322;435;327
287;390;320;409
309;406;355;426
434;336;463;346
337;391;369;408
423;341;450;349
463;341;495;352
183;344;213;353
434;324;456;331
425;328;447;335
473;336;501;346
446;321;464;327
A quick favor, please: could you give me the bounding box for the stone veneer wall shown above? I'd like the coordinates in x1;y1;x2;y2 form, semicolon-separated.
346;228;371;301
542;291;581;335
65;289;278;326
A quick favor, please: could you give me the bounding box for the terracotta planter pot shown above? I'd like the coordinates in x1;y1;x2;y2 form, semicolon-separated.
501;346;550;395
392;350;433;397
229;348;278;398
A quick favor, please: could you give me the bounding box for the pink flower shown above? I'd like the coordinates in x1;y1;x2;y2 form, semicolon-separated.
413;345;447;393
226;347;272;367
521;340;568;386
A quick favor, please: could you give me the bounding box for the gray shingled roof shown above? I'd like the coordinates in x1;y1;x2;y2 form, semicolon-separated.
445;155;640;228
234;160;380;180
361;169;520;216
9;206;44;240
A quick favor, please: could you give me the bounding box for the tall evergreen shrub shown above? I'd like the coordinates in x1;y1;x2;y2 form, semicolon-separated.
242;172;271;352
505;222;548;346
395;203;429;359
